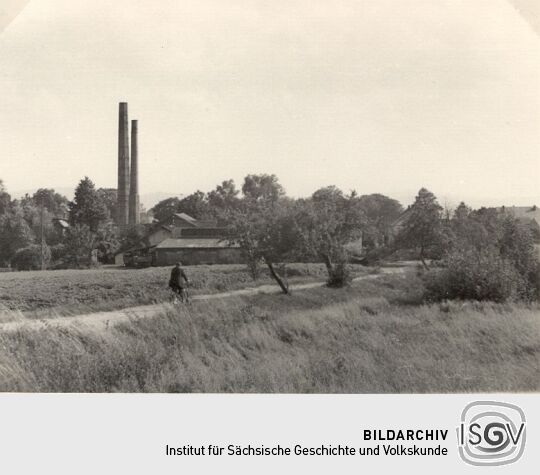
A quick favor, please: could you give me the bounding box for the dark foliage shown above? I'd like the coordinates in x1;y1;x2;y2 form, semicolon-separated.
11;244;51;271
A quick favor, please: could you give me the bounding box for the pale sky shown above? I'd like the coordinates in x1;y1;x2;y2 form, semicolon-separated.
0;0;539;208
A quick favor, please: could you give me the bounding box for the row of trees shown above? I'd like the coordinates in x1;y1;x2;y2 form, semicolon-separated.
0;178;122;269
0;179;69;268
150;176;274;222
152;175;403;248
2;175;537;302
390;188;539;301
204;181;538;300
0;175;403;273
226;183;364;292
150;174;404;292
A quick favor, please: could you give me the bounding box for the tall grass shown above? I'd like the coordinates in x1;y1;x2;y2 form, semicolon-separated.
1;276;538;393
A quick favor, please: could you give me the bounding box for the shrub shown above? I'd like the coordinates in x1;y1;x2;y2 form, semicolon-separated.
423;209;540;303
327;262;352;288
11;244;51;271
423;246;529;303
528;260;540;300
357;246;386;265
50;243;66;260
246;257;261;280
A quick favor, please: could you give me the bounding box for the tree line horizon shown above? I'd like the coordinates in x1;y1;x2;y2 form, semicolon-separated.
0;174;538;303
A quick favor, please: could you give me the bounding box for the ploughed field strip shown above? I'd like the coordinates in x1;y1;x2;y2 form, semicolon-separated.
0;269;401;333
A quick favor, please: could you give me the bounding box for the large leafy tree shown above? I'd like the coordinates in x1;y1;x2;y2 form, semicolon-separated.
447;202;488;252
62;222;120;267
395;187;443;269
0;179;11;216
6;192;65;263
32;188;69;216
152;191;214;221
69;177;108;232
0;205;35;266
428;205;539;302
229;175;296;293
294;186;366;281
242;174;284;202
151;197;181;223
17;195;59;246
63;224;99;267
497;212;538;283
11;244;51;271
207;179;240;219
97;188;118;221
229;198;298;293
94;222;120;263
62;178;118;266
357;193;403;248
150;175;284;224
177;191;212;220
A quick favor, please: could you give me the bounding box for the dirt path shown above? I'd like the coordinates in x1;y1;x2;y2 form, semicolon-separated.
0;268;403;333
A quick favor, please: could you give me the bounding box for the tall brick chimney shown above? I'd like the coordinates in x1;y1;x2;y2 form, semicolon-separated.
128;119;140;225
116;102;130;226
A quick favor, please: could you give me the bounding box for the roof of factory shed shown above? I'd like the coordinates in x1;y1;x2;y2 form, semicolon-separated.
173;212;198;224
155;238;239;249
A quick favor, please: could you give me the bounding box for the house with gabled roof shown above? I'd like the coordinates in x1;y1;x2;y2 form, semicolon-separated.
499;205;540;225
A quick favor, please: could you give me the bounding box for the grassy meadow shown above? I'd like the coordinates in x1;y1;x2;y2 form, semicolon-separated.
0;263;343;319
0;272;538;393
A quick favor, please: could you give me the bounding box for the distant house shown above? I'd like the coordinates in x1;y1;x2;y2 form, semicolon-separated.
499;205;540;241
388;206;412;243
52;218;69;231
499;205;540;224
52;218;70;238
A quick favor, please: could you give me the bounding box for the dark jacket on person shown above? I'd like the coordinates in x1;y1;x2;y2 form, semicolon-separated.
169;266;188;288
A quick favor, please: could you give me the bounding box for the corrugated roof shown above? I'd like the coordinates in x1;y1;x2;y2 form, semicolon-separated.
156;238;239;249
172;227;227;238
195;220;218;227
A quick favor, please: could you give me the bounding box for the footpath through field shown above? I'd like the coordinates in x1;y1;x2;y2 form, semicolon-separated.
0;268;404;333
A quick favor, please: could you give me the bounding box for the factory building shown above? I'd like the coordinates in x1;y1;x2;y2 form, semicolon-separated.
114;102;244;267
120;212;243;267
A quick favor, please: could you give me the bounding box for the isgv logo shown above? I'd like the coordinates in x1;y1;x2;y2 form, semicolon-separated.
457;401;526;466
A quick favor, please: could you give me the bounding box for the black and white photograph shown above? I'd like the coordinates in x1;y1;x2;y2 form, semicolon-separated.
0;1;539;472
0;0;538;394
